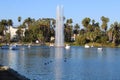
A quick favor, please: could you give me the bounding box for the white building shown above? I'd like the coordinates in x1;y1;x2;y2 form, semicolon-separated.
6;26;26;39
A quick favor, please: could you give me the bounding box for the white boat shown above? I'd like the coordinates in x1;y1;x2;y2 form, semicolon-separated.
91;45;94;47
85;44;90;48
49;43;54;47
97;47;103;51
9;44;19;50
65;44;70;49
28;44;31;48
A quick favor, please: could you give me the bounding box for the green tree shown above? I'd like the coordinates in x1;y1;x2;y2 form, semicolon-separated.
64;18;73;42
73;23;80;35
101;16;109;32
4;33;10;44
38;18;51;42
75;35;87;45
108;22;120;45
23;17;34;29
7;19;13;26
82;17;91;29
1;19;8;30
16;27;23;42
0;21;5;36
0;19;8;41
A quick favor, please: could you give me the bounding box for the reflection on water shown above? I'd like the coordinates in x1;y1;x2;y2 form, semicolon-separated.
54;48;64;80
8;50;18;69
55;48;64;59
0;46;120;80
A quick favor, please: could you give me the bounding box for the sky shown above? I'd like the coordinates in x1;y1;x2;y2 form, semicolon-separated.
0;0;120;28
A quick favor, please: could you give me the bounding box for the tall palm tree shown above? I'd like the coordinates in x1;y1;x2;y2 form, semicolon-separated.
107;22;120;45
23;17;36;30
18;16;22;25
82;17;91;29
0;21;5;36
92;19;95;26
8;19;13;26
101;16;109;32
65;19;73;42
1;19;8;35
73;23;80;35
107;24;114;42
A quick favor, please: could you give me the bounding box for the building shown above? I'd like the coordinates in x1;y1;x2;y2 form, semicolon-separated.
6;26;26;40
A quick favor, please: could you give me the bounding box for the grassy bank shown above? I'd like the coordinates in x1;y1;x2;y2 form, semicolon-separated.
1;42;119;48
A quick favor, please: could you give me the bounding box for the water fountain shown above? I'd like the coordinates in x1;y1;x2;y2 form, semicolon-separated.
55;5;64;47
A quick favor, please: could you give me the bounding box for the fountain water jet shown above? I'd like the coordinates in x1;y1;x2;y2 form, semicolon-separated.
55;5;64;47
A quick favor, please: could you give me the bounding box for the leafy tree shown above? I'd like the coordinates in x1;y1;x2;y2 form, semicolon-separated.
16;27;23;42
75;35;87;45
4;33;10;44
24;29;33;42
38;18;51;42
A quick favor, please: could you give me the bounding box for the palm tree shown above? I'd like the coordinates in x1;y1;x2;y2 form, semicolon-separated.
101;16;109;32
107;22;120;45
0;21;5;36
1;19;8;36
74;23;80;30
107;24;114;42
18;16;22;25
66;18;73;25
8;19;13;26
23;17;33;29
112;22;120;45
73;23;80;35
92;19;95;26
82;17;91;29
65;19;73;42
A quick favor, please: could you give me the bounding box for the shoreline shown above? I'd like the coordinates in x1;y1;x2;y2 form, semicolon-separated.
0;42;120;48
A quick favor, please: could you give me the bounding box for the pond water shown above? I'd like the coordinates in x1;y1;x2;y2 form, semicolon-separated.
0;46;120;80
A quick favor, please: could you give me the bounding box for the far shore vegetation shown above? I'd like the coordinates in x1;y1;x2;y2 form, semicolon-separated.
0;16;120;47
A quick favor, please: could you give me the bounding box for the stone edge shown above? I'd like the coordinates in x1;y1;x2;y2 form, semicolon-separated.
0;65;30;80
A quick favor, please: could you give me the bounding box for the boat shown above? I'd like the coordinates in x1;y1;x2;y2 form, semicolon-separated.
84;44;90;48
1;45;9;49
91;45;94;47
97;47;103;51
28;44;31;48
65;44;70;49
9;44;19;50
49;43;54;47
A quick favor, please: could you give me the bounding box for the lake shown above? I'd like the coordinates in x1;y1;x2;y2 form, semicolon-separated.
0;46;120;80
